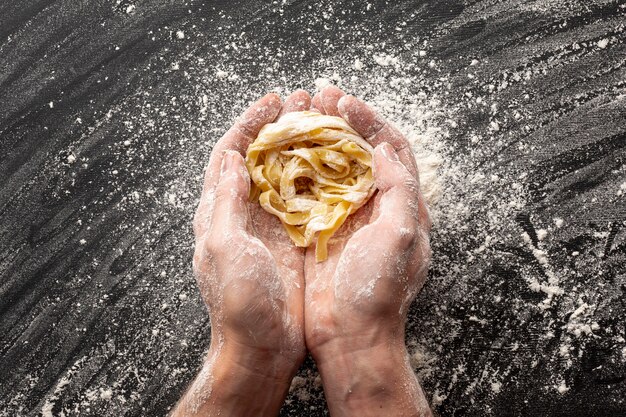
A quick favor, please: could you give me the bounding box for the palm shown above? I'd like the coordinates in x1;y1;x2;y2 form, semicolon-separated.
249;204;305;334
194;91;313;365
303;193;381;349
302;85;431;354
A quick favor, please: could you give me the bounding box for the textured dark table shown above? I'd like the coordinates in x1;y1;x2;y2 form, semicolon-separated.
1;1;625;416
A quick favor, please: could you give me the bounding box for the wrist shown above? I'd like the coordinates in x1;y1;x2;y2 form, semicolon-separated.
315;339;408;398
309;318;405;363
314;340;432;417
172;341;298;417
218;337;301;383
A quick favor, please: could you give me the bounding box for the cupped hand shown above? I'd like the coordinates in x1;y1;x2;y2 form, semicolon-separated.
192;91;312;378
304;86;433;416
177;87;433;417
305;85;432;359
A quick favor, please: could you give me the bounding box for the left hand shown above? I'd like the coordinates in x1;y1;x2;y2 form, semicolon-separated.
305;86;432;357
304;86;433;417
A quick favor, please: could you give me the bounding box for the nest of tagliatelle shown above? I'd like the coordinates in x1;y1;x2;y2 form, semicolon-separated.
245;111;376;261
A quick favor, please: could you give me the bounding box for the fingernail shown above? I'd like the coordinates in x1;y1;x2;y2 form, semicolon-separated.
380;143;399;162
221;151;234;174
337;95;349;109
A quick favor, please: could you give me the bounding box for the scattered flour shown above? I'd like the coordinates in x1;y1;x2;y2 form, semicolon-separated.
597;38;609;49
99;388;113;401
556;381;570;394
536;229;548;241
490;381;502;393
18;1;622;415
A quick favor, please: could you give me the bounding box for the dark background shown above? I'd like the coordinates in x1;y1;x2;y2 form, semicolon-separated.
1;0;625;416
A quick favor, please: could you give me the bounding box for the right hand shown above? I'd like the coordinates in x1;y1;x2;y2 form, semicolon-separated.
172;91;313;417
192;91;311;381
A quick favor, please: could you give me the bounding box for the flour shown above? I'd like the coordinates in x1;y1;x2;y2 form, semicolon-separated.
40;357;88;416
536;229;548;241
99;388;113;400
556;381;570;394
373;53;399;67
19;1;622;415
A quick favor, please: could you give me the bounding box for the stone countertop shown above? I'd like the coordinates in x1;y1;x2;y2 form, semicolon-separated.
1;1;625;416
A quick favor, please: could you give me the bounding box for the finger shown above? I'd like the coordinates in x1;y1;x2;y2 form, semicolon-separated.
373;143;432;235
276;89;311;119
340;96;431;230
337;95;418;178
370;143;420;239
374;143;418;196
319;85;346;116
193;166;216;238
232;92;283;140
336;144;425;307
210;151;251;235
311;92;324;113
337;95;384;139
311;85;346;115
194;93;280;238
203;93;281;197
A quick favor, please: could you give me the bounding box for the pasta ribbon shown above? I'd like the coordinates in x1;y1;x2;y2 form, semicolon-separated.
245;111;375;261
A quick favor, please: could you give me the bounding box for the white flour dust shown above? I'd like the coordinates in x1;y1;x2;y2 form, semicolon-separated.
22;1;625;415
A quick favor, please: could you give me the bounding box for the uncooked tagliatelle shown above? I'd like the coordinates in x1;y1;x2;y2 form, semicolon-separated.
245;111;376;261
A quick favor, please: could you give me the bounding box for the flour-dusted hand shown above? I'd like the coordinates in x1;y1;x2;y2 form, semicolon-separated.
306;86;433;417
173;91;310;417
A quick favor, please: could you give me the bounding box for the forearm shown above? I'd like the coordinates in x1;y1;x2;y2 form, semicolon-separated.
315;338;432;417
171;342;294;417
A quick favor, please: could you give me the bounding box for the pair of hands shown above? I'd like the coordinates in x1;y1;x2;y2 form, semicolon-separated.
174;86;432;417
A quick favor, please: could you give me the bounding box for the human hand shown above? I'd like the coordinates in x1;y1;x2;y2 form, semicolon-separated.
173;91;311;417
305;86;433;416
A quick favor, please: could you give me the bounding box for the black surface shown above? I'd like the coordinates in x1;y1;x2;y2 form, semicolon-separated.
1;0;625;416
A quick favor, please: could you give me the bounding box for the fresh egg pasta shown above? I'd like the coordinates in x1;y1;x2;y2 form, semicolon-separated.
245;111;376;261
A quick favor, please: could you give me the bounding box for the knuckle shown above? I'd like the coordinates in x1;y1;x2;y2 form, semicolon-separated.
387;218;419;250
403;176;420;196
192;210;204;235
192;247;205;276
369;118;388;140
202;236;222;257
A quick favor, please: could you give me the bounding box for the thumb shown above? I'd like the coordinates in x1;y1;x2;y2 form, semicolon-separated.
365;142;421;244
373;142;432;233
373;142;417;194
211;150;251;234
